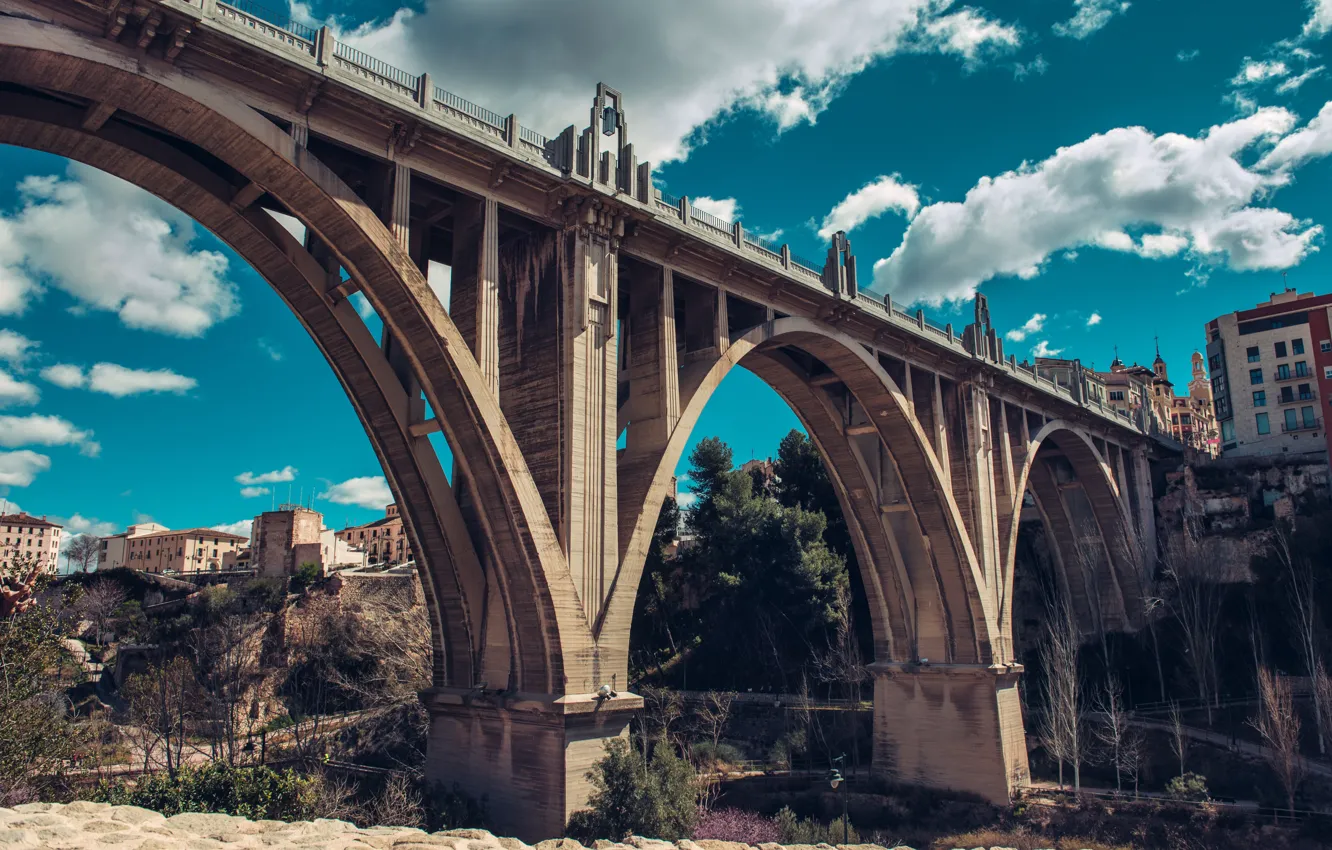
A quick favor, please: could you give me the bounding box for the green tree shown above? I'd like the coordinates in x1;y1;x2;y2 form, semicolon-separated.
567;738;697;841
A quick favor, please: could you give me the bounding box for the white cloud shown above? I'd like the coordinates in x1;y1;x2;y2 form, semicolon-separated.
349;292;377;322
319;476;393;510
0;413;94;451
915;8;1021;64
1277;65;1325;93
1053;0;1130;40
1304;0;1332;39
0;330;36;366
43;362;197;397
236;466;297;486
0;164;238;335
212;519;253;539
817;175;920;239
40;364;84;389
258;339;283;362
1177;49;1200;62
0;450;50;487
1231;59;1289;86
1032;340;1063;357
1005;313;1046;342
1086;312;1102;327
0;369;38;407
874;107;1321;304
691;197;740;223
1014;56;1048;80
61;513;119;541
240;486;270;498
331;0;1021;164
1260;101;1332;174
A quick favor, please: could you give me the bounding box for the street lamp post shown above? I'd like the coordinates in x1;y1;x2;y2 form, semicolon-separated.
828;754;848;845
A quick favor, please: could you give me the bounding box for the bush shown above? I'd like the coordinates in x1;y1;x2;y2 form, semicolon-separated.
92;763;320;820
1165;772;1209;803
690;740;745;770
566;738;697;841
290;563;321;595
693;808;781;844
774;806;862;845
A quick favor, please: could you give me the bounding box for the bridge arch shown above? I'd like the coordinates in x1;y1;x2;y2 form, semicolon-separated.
0;16;588;694
1001;419;1145;648
611;315;998;673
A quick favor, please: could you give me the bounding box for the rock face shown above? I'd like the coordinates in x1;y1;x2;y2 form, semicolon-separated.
0;803;1048;850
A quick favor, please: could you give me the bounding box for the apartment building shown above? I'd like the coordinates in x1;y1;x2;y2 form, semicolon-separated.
124;527;248;574
0;512;63;573
1206;288;1332;459
336;504;413;566
98;522;169;571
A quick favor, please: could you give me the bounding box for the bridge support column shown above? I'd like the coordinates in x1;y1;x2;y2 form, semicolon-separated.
870;662;1027;802
421;689;642;841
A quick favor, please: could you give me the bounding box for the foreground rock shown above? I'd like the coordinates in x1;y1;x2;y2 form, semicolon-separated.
0;803;1052;850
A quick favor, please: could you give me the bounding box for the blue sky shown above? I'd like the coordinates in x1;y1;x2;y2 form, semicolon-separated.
5;0;1332;548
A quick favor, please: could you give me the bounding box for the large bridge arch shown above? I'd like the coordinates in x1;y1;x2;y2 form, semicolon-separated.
0;16;594;697
1001;419;1146;648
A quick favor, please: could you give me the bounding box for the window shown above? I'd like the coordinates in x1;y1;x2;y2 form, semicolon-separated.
1285;409;1299;431
1209;353;1222;371
1296;361;1310;377
1322;340;1331;353
1304;406;1317;428
1293;339;1305;355
1325;366;1332;380
1300;383;1315;401
1277;364;1291;380
1248;346;1261;362
1281;387;1295;404
1276;341;1288;358
1109;390;1125;401
1251;368;1264;384
1256;412;1270;435
1254;390;1266;407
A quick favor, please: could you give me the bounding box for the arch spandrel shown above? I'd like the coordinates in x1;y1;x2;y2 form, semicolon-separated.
608;316;1001;679
0;18;595;692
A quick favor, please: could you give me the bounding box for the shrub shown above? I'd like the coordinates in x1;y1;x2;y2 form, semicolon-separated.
774;806;861;845
690;740;745;770
1164;772;1209;803
92;763;320;820
693;807;781;844
290;563;321;594
566;738;697;841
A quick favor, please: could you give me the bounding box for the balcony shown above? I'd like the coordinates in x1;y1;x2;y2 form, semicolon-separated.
1273;368;1313;383
1282;417;1322;433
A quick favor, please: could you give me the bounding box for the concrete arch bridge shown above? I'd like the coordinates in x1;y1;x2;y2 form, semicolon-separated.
0;0;1178;836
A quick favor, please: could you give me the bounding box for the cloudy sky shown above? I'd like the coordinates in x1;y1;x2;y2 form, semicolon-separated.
5;0;1332;553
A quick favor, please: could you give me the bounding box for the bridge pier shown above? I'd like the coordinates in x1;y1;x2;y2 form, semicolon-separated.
870;662;1027;803
421;689;642;841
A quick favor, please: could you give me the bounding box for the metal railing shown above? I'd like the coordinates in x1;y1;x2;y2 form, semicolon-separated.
433;86;507;131
217;0;317;41
790;252;823;274
1282;417;1321;433
334;41;418;92
690;206;733;232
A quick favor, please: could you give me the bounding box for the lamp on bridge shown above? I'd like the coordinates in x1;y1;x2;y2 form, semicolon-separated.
828;754;848;845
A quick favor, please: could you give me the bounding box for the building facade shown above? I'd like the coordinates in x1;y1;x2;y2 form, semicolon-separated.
123;527;248;574
336;504;413;566
98;522;169;571
1206;288;1332;459
0;512;63;573
1169;352;1219;456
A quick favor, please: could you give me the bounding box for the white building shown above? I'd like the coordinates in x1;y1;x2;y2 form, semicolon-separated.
97;521;170;571
0;512;64;574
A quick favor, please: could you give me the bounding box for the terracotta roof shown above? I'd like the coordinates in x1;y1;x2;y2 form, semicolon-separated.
131;527;248;542
0;512;62;529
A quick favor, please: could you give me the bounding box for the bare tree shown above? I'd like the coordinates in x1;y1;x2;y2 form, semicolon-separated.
123;655;197;777
1092;674;1132;794
640;686;684;759
1251;667;1304;818
1162;518;1237;725
815;584;868;773
192;614;263;765
696;690;736;754
1168;700;1189;778
1037;580;1082;791
1113;523;1167;703
76;578;126;645
66;535;101;574
1273;521;1328;754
